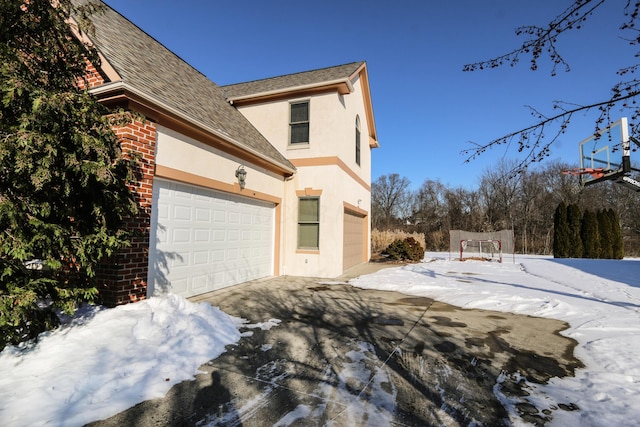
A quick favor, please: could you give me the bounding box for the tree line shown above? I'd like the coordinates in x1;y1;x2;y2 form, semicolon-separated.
372;160;640;256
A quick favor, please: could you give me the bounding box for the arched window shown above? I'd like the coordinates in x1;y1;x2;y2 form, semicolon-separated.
355;115;361;166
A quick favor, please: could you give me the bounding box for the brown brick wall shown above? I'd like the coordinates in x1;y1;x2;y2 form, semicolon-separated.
78;61;106;89
97;119;157;306
81;58;158;306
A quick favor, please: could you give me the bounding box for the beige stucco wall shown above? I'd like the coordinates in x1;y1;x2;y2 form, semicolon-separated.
234;75;374;277
154;125;285;199
235;75;372;188
280;165;371;277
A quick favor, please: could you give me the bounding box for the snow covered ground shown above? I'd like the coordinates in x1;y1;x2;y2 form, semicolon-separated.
1;253;639;426
350;253;640;427
0;295;248;426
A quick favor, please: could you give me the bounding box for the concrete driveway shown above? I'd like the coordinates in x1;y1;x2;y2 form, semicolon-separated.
88;263;583;426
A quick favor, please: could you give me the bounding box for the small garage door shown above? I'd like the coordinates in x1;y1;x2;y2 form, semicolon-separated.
148;179;275;298
343;211;365;271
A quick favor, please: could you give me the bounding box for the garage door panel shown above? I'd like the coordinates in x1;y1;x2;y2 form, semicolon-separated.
173;228;190;243
195;208;210;222
193;229;209;242
229;212;240;224
173;205;191;221
343;211;365;271
149;180;275;298
193;251;208;265
192;275;208;291
226;248;238;260
158;204;170;220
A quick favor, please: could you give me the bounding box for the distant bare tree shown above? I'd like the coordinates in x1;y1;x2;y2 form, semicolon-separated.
513;170;543;253
478;160;521;230
463;0;640;173
520;163;574;253
405;180;448;250
372;162;640;255
539;161;583;206
410;179;446;226
444;187;482;231
371;173;411;229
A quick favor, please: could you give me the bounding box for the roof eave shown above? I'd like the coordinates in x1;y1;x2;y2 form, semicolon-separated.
90;81;296;176
227;78;354;106
352;63;380;149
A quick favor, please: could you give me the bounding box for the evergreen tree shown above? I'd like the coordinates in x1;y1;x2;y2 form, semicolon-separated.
0;0;138;348
608;208;625;259
553;202;570;258
581;210;600;259
597;209;614;259
567;203;583;258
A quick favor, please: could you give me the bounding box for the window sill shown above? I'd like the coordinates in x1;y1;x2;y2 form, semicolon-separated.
296;249;319;254
288;143;310;150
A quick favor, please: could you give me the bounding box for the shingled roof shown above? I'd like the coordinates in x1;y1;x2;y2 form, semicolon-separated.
81;1;294;173
222;62;366;100
221;61;379;148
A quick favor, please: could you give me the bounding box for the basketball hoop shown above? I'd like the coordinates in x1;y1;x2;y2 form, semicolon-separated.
561;167;606;179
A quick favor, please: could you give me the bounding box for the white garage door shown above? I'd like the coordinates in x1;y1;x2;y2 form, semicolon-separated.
148;179;275;298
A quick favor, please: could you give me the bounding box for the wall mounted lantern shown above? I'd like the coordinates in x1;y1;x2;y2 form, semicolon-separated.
235;165;247;189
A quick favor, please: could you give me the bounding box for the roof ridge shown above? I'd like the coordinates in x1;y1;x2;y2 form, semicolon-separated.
221;61;365;88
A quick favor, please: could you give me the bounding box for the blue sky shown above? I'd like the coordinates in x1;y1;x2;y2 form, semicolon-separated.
102;1;635;190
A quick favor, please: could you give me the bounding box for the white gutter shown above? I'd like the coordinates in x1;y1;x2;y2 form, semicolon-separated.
226;78;354;103
90;81;296;175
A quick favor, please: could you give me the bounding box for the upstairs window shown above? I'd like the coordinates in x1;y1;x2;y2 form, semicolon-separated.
298;197;319;249
290;101;309;144
355;115;361;166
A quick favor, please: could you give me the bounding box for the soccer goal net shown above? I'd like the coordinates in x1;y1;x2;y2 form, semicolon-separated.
449;230;515;263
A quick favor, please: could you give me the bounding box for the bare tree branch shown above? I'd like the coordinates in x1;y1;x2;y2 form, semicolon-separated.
461;0;640;173
463;89;640;173
464;0;606;76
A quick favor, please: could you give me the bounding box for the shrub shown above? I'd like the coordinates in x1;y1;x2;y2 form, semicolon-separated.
0;1;138;350
372;229;426;254
404;237;425;261
383;237;425;262
553;202;570;258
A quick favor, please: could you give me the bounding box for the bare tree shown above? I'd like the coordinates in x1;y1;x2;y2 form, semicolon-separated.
372;168;640;256
539;160;583;206
462;0;640;172
410;179;446;226
409;179;450;250
444;187;483;231
537;161;582;252
479;160;521;230
516;170;554;253
371;173;412;229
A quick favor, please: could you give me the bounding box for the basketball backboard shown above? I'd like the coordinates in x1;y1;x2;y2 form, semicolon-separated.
578;117;631;186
